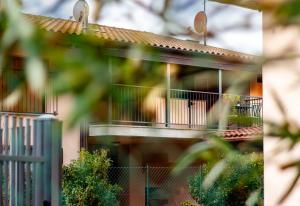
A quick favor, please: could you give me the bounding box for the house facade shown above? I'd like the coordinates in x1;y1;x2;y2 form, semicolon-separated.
2;14;263;205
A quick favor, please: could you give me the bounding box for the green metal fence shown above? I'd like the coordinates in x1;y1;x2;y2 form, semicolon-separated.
108;166;199;206
0;114;63;206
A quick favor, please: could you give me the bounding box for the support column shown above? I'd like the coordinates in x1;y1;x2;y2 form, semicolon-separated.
219;70;222;95
108;58;113;125
165;64;171;127
218;69;223;129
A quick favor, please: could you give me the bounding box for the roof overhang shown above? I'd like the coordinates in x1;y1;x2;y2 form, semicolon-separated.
209;0;261;10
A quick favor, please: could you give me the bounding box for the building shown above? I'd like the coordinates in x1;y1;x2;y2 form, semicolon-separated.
1;13;263;205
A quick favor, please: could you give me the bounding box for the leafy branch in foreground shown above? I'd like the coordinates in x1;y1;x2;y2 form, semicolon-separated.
174;137;263;206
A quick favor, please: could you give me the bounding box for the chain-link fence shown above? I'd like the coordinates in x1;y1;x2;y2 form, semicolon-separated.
108;166;199;206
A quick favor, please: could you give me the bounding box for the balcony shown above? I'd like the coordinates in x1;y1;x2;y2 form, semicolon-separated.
104;84;262;130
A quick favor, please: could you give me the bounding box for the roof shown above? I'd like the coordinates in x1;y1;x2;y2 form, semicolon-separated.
25;14;256;62
209;0;260;10
220;126;262;141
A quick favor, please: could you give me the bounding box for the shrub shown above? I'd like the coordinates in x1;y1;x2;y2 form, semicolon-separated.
181;202;198;206
62;149;122;206
188;153;263;206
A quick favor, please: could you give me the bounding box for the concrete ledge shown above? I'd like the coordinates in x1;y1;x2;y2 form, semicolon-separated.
89;124;216;139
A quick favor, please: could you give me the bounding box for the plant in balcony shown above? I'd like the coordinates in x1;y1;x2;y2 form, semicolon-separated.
62;149;122;206
228;115;262;128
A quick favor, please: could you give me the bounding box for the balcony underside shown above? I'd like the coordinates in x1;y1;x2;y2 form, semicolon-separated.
89;124;214;139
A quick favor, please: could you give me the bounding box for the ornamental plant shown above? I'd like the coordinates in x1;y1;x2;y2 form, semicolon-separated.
62;149;122;206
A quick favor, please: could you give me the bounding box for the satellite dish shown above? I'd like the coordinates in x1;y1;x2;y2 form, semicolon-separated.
194;11;207;34
73;0;89;22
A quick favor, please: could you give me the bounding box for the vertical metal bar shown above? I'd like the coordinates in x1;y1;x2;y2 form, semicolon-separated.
146;165;150;206
165;64;171;127
127;86;129;122
25;119;31;206
171;90;173;125
17;118;24;206
196;93;198;127
188;92;191;126
10;116;16;206
132;88;141;122
4;115;9;206
203;0;207;46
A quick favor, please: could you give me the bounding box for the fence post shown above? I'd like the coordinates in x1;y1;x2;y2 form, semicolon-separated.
146;165;150;206
38;114;62;206
33;119;43;206
50;118;62;206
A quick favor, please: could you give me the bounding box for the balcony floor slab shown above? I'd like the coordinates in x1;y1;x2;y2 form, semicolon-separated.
89;124;217;139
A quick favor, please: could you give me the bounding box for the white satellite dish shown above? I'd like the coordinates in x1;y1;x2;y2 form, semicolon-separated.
73;0;89;31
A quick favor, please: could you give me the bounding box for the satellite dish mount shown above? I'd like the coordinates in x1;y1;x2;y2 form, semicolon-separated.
73;0;89;33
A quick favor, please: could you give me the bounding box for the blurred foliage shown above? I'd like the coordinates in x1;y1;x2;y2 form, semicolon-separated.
188;154;263;206
0;0;269;205
62;149;122;206
174;137;263;206
0;0;166;126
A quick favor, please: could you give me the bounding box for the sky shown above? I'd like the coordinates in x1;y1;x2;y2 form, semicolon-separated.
22;0;262;55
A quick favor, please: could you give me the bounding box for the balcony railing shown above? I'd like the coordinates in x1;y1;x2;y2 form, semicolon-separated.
110;84;263;129
0;71;58;115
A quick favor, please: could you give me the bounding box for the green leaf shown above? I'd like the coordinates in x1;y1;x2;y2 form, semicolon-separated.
203;159;227;189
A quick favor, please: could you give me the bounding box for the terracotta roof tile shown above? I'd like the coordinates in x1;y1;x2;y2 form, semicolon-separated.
24;14;256;62
219;126;263;142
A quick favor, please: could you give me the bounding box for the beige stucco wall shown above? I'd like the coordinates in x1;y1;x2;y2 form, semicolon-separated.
56;95;80;165
264;15;300;205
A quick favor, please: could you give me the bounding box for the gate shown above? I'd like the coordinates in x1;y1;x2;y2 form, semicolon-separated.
0;114;62;206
